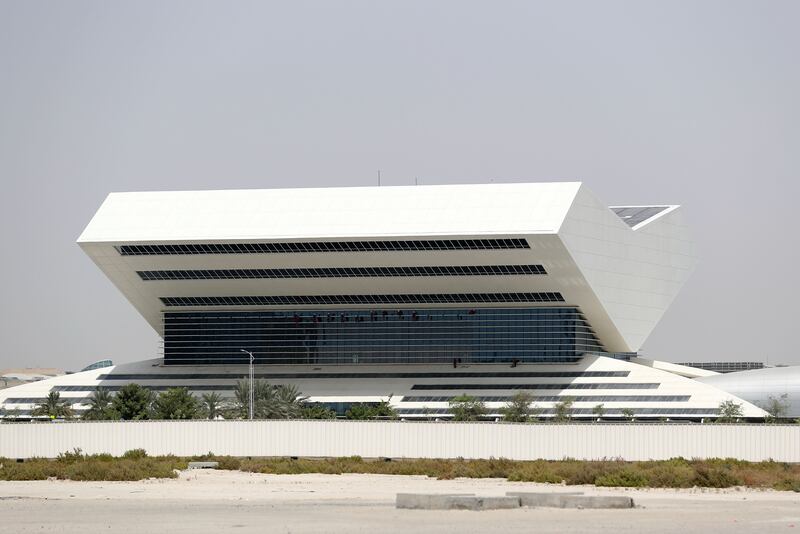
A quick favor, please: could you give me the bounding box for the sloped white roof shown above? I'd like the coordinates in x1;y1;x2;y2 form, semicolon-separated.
77;182;582;243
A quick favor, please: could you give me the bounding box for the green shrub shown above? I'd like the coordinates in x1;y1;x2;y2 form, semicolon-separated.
57;448;85;464
122;449;148;459
773;478;800;492
641;462;696;488
595;467;649;487
2;452;799;490
692;463;743;488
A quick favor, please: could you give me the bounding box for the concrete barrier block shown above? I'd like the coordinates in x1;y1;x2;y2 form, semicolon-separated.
450;496;521;511
396;494;474;509
563;496;633;509
507;492;583;507
507;492;633;509
396;494;521;510
187;461;219;469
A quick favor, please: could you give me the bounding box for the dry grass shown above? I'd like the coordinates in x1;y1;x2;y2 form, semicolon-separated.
216;456;800;491
0;449;187;481
2;451;798;491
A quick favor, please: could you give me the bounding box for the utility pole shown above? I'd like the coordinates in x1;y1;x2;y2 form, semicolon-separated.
240;349;255;420
377;169;381;186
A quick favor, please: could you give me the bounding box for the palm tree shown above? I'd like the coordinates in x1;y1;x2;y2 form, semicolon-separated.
200;392;225;419
269;384;305;419
83;387;118;420
32;391;74;419
229;379;306;419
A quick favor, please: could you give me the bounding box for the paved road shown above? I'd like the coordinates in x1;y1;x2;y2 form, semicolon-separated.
1;471;798;533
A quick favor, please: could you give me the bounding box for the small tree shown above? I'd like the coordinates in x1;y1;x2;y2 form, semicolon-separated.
112;383;153;420
592;403;606;421
500;392;535;422
448;394;487;421
344;399;398;420
552;397;574;422
716;399;744;423
200;392;225;420
83;387;119;420
621;408;635;422
762;394;790;423
345;403;376;420
0;405;21;421
32;391;73;419
152;387;199;420
301;403;337;419
371;398;398;420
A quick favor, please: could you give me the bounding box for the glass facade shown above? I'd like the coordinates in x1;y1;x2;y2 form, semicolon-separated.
162;307;606;366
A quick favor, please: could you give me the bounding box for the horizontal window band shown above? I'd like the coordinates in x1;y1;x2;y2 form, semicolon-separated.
96;371;631;380
117;238;530;256
163;322;598;328
164;308;587;318
396;408;718;415
162;347;604;353
162;357;586;365
160;292;565;307
163;331;602;337
401;395;691;403
139;264;546;281
3;397;91;404
411;383;659;390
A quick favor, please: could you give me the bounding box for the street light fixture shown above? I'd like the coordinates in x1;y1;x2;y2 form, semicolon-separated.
240;349;255;420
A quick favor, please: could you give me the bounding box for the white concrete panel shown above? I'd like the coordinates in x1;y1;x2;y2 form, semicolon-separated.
78;183;580;243
559;186;696;352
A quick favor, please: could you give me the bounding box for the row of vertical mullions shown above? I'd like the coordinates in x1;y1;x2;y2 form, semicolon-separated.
137;264;547;281
159;292;565;307
116;238;530;256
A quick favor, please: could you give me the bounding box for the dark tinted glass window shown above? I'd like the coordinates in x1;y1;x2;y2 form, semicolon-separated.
162;306;605;366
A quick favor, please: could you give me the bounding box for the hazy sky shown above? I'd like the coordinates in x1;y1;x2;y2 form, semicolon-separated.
1;1;798;371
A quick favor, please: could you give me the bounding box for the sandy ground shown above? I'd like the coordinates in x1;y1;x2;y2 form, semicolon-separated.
1;470;799;533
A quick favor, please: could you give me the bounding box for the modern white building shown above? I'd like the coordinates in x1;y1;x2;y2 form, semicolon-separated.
0;183;770;420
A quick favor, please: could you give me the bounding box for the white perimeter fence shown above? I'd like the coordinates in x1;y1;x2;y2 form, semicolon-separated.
1;420;799;462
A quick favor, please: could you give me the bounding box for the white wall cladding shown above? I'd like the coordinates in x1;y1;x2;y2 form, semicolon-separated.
2;421;798;462
559;186;696;352
0;356;769;420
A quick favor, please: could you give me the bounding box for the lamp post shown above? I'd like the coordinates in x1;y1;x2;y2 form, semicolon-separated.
240;349;255;420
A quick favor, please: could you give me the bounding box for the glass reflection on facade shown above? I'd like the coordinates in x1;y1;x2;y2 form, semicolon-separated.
163;307;606;366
